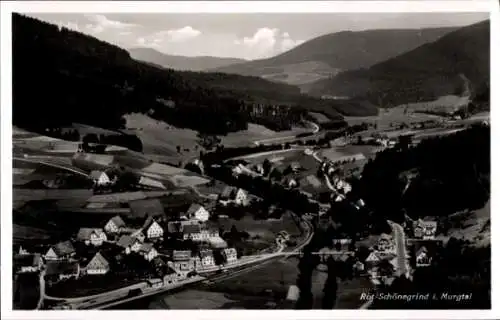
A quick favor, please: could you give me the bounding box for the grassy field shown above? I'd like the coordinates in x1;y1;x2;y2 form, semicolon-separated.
308;112;332;124
221;123;277;147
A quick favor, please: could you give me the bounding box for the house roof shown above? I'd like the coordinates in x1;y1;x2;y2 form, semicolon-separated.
46;261;79;276
142;216;159;231
117;235;139;248
77;228;105;241
90;170;107;180
200;250;213;258
416;246;428;256
139;243;155;253
223;248;237;255
220;186;237;199
365;252;381;262
109;215;126;228
183;224;201;234
87;252;110;269
14;253;41;267
186;203;204;216
173;250;192;261
52;241;75;256
129;198;165;218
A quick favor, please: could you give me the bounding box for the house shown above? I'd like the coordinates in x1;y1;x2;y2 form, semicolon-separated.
182;224;202;241
365;252;382;266
85;252;110;275
287;178;298;189
139;243;159;261
353;261;365;273
147;278;164;289
104;215;126;234
415;246;432;267
76;228;108;246
222;248;238;264
163;267;179;285
45;261;80;283
414;219;437;240
199;250;215;268
185;204;210;222
142;217;164;239
172;250;195;275
167;221;183;237
90;170;111;186
219;187;248;206
14;254;43;274
200;228;220;242
332;238;352;251
278;231;291;242
116;235;143;254
45;241;76;261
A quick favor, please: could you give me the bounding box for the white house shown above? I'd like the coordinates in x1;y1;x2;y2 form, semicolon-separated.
104;215;126;234
143;217;164;239
185;204;210;222
219;187;248;206
222;248;238;264
139;243;158;261
182;224;202;241
15;254;43;274
116;235;143;254
89;170;111;186
377;233;394;252
76;228;108;246
414;220;438;240
199;250;215;268
85;252;110;275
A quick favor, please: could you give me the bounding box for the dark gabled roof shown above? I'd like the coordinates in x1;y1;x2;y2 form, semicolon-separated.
90;170;107;180
108;215;126;228
46;261;79;276
77;228;105;241
52;241;75;256
173;250;192;261
87;252;110;269
199;250;213;258
129;198;164;218
220;186;236;199
139;243;155;253
117;235;139;248
183;224;201;234
14;253;41;267
167;221;182;233
142;216;161;231
186;203;204;216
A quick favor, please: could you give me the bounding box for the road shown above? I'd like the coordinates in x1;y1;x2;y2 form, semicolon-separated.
388;220;409;277
13;156;89;177
35;270;46;310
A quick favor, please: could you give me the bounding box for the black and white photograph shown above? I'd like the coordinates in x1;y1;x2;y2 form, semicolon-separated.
1;0;497;316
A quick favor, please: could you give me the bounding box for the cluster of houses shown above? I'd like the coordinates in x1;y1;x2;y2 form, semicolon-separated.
14;201;241;289
364;233;401;286
87;168;166;191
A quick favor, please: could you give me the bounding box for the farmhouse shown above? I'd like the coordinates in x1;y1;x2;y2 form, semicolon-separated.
222;248;238;264
104;215;126;234
76;228;108;246
142;217;164;239
14;254;43;274
45;241;76;261
185;203;210;222
138;243;159;261
415;246;432;267
377;233;394;252
89;170;111;186
45;261;80;283
182;224;202;241
172;250;195;275
116;235;143;254
219;187;248;206
85;252;110;275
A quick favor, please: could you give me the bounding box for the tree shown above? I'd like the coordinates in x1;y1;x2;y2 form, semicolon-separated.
262;158;272;176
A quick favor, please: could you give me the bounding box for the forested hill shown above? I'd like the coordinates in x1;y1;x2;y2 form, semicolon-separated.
12;14;350;135
308;20;490;107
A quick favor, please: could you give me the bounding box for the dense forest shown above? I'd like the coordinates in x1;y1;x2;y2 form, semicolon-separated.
12;14;346;136
355;124;490;222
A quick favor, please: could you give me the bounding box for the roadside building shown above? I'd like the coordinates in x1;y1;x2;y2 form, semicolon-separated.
199;250;215;268
142;217;164;240
45;241;76;261
163;266;179;286
14;253;43;274
413;219;438;240
185;203;210;222
45;261;80;284
85;252;110;275
222;248;238;264
76;228;108;246
172;250;195;276
138;243;159;261
116;235;143;254
104;215;126;234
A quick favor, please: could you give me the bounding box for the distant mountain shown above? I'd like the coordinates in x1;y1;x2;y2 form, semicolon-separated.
212;27;458;88
308;20;490;107
129;48;246;71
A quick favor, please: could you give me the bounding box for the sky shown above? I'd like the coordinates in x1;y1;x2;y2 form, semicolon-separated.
29;12;489;60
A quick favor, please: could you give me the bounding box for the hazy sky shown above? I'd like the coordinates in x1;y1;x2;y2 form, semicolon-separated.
29;12;489;60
